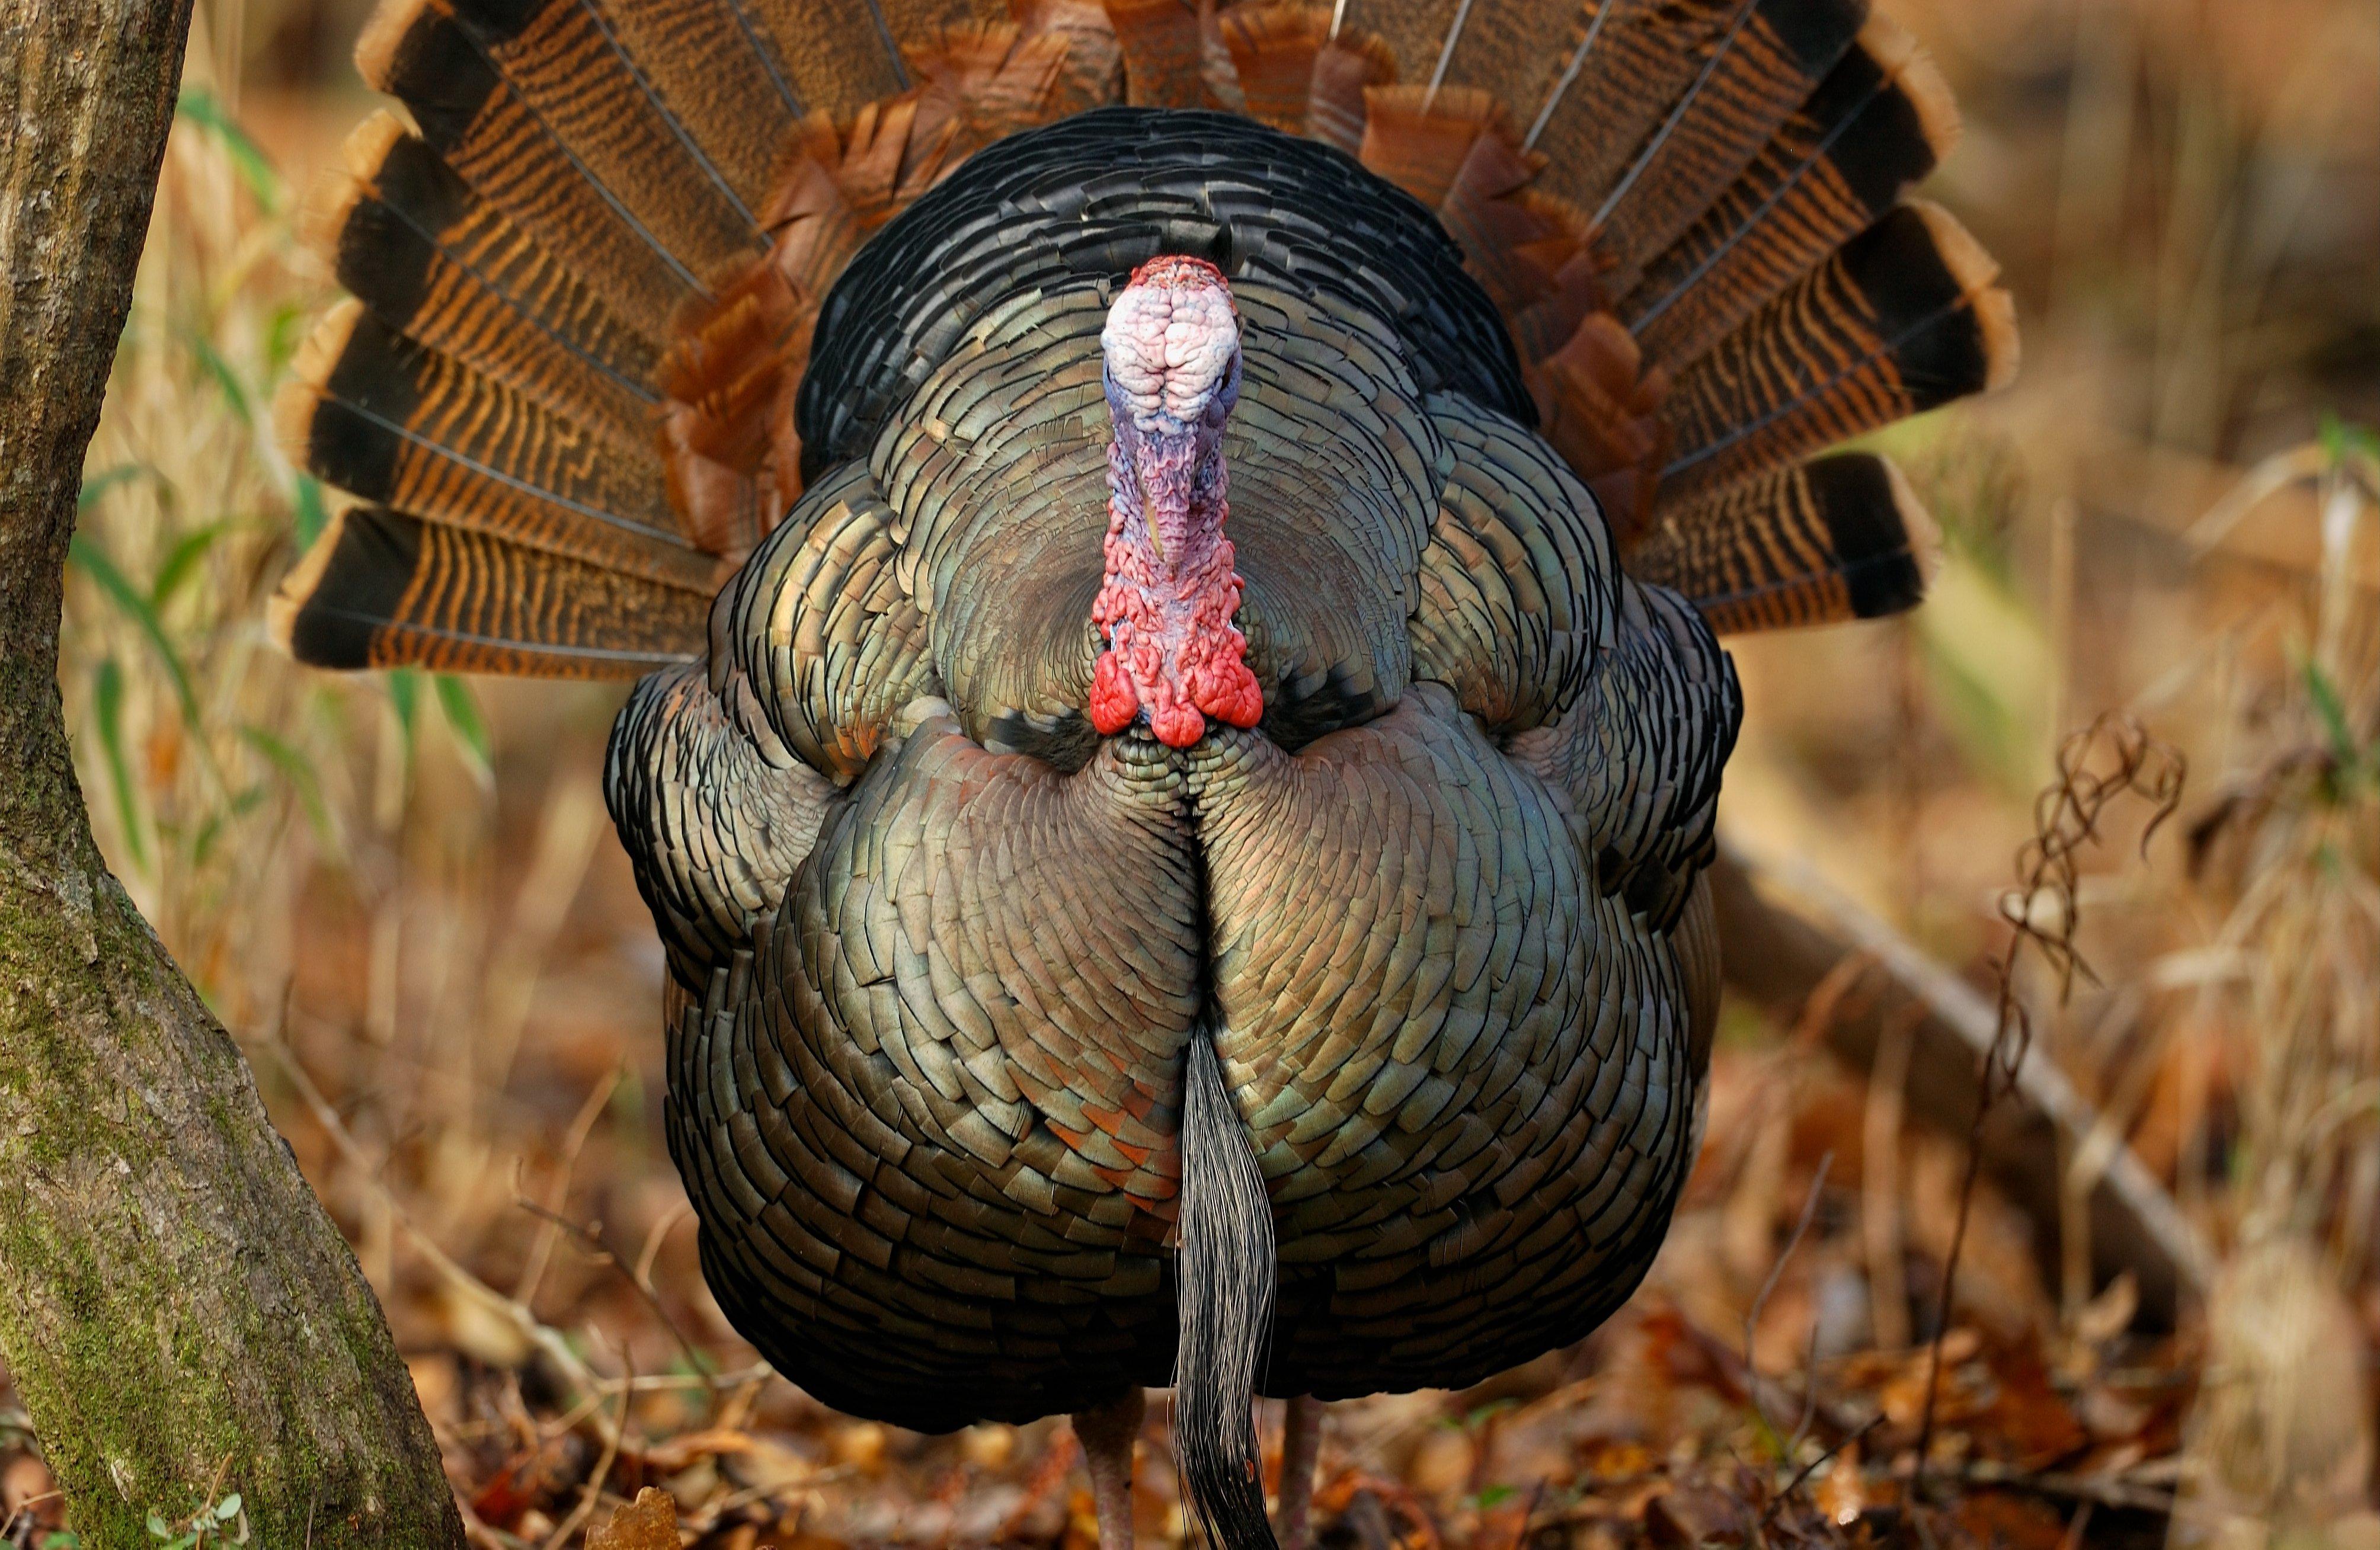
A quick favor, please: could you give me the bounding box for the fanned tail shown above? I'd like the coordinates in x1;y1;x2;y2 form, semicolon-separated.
277;0;2015;680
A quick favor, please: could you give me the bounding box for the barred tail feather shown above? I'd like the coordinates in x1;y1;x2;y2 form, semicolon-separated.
1217;3;1396;153
356;0;719;325
283;0;1085;680
1106;0;1211;107
276;301;717;589
1630;451;1939;632
301;113;664;443
1586;0;1868;290
270;507;709;675
1660;199;2017;506
1620;12;1962;369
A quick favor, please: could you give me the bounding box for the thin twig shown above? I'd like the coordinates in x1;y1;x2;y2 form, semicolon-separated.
265;1036;618;1445
1762;1413;1884;1530
1744;1152;1834;1440
456;1496;536;1550
1898;1459;2177;1516
510;1196;716;1404
1911;716;2185;1501
596;1363;774;1396
513;1067;622;1308
1734;845;2216;1288
542;1344;632;1550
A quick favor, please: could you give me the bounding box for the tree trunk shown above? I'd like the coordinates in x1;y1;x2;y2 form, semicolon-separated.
0;4;466;1545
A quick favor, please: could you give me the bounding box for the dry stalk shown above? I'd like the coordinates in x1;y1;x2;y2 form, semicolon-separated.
512;1068;623;1308
508;1197;725;1418
1743;1153;1834;1445
541;1343;632;1550
1910;714;2184;1499
265;1036;619;1447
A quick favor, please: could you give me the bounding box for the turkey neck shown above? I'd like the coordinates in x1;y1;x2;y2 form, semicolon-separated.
1088;257;1265;750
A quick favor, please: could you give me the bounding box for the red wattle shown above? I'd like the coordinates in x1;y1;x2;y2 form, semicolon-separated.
1149;700;1207;749
1090;260;1259;748
1089;654;1139;736
1195;658;1265;731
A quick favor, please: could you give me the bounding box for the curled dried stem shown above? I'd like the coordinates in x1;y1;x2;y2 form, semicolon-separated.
1911;714;2185;1501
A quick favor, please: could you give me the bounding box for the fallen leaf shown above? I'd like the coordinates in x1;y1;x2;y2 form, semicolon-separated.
588;1485;681;1550
1643;1485;1749;1546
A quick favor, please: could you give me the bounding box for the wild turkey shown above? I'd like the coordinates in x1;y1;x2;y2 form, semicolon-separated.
271;1;2013;1543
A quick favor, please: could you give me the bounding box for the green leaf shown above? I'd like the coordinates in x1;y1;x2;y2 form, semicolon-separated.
388;667;420;729
436;674;492;779
293;475;328;548
239;725;334;844
151;521;226;610
266;302;310;376
1473;1484;1517;1510
69;533;201;731
215;1494;242;1521
174;89;280;212
2305;660;2362;774
39;1530;83;1549
79;463;151;510
1463;1397;1518;1429
93;658;151;872
388;667;423;767
147;1514;172;1541
184;330;253;425
2319;412;2380;472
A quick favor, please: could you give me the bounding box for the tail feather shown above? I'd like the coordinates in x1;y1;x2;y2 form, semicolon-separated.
590;0;805;204
1527;0;1766;212
277;302;719;591
1216;5;1397;153
1620;12;1960;368
1105;0;1210;107
705;0;911;126
1661;200;2014;505
1335;0;1460;85
1175;1035;1278;1550
1358;84;1501;210
269;507;710;674
284;0;1045;677
357;0;726;323
1435;0;1582;113
302;113;663;443
1588;0;1867;290
1629;451;1938;631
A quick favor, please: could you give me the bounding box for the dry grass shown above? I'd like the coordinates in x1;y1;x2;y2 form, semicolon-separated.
4;1;2378;1547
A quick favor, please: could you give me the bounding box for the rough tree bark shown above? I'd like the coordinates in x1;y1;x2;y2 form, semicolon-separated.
0;4;466;1545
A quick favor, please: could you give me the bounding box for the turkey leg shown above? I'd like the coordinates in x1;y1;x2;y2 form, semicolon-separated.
1073;1386;1146;1550
1276;1395;1326;1550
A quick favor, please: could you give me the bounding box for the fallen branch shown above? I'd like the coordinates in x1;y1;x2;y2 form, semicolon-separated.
1709;836;2215;1325
1909;1458;2177;1516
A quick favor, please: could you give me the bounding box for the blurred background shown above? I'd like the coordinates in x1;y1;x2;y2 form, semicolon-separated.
2;1;2376;1545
